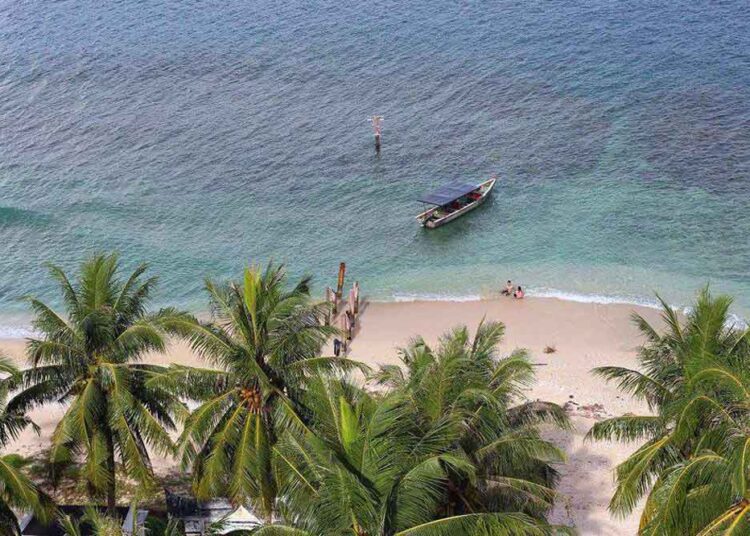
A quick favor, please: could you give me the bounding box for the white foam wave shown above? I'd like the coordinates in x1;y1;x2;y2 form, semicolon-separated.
527;287;664;309
388;292;482;303
0;325;37;339
384;287;749;329
727;313;749;330
0;288;746;337
381;287;664;309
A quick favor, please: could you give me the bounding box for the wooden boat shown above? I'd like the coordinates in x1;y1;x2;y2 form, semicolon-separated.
416;177;496;228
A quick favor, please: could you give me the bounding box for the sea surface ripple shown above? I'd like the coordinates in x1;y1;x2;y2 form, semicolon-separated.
1;0;749;331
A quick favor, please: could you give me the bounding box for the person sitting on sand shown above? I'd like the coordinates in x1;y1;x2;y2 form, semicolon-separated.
513;286;525;299
501;280;513;296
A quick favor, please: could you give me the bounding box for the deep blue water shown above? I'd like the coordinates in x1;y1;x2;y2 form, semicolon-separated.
1;0;749;332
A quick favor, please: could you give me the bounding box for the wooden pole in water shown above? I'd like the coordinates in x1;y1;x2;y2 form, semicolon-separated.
336;262;346;300
370;115;383;153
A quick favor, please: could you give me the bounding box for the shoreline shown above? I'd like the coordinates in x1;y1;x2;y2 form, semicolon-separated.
1;294;667;534
0;286;685;340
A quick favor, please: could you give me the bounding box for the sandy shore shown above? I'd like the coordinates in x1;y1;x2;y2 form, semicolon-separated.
0;296;662;535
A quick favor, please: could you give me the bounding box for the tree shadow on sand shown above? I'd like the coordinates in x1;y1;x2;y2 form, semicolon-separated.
545;415;642;536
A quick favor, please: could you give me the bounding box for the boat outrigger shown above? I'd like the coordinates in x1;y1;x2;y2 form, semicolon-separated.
416;177;496;228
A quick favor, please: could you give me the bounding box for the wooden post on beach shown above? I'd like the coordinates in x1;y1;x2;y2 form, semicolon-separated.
336;262;346;299
353;281;360;315
345;309;353;341
348;288;356;326
325;287;335;324
339;313;348;353
369;115;383;153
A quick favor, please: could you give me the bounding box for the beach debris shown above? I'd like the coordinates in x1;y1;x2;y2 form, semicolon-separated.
543;345;556;354
564;402;610;420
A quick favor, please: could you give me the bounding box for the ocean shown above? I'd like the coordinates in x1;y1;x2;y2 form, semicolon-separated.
1;0;749;334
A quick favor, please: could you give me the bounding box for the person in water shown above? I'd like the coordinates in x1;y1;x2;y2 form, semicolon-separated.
513;286;525;299
501;280;513;296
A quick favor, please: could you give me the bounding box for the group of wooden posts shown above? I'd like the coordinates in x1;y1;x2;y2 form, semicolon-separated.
324;262;360;355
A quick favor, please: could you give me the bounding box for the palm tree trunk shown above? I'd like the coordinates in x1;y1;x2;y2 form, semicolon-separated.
104;429;117;514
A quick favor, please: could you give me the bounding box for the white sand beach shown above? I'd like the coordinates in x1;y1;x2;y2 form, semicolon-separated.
0;296;662;535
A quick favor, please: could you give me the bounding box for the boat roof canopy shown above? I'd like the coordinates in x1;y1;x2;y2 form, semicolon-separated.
418;181;479;206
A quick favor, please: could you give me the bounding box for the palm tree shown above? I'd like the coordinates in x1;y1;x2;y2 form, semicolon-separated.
374;321;569;522
261;322;572;535
58;508;218;536
634;353;750;535
0;354;53;535
587;287;750;533
58;507;123;536
9;253;189;512
162;263;361;521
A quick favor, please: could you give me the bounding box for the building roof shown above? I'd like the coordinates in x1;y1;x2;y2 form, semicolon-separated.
166;492;262;535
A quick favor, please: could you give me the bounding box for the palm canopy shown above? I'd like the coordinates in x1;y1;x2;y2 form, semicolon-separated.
588;287;750;533
0;354;53;535
375;321;569;519
9;253;189;510
262;322;572;535
160;264;363;520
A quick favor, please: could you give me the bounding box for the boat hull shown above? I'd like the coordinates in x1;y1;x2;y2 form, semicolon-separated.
416;178;496;228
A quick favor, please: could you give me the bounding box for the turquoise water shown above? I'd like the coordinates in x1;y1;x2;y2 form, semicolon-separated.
1;0;749;332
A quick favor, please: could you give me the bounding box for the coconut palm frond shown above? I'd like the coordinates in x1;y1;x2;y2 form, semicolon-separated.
393;512;566;536
14;253;187;509
591;288;750;534
591;366;672;410
586;415;665;443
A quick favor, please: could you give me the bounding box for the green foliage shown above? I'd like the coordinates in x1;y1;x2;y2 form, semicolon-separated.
589;287;750;534
2;257;572;535
160;263;358;521
10;253;190;509
265;321;571;535
0;354;53;535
